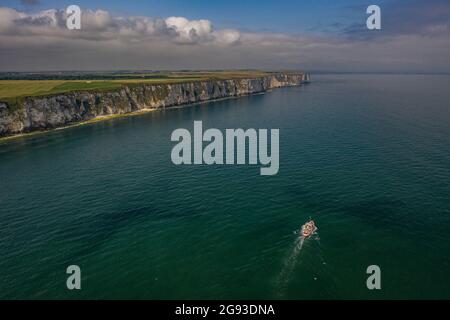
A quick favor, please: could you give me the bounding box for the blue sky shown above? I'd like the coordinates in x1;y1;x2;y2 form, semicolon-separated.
0;0;449;72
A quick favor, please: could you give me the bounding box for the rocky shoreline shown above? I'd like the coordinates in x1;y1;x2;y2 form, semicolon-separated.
0;72;309;138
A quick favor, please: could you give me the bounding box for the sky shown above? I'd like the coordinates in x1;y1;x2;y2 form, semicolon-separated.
0;0;449;72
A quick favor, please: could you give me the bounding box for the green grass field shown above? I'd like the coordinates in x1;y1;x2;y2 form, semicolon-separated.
0;71;274;105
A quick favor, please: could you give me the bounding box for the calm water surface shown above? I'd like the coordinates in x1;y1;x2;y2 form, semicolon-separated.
0;74;449;299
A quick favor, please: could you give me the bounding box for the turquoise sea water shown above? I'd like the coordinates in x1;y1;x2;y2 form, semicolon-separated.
0;74;449;299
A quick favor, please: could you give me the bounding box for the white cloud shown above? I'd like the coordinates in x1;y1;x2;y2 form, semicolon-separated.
0;7;240;45
213;29;241;45
165;16;213;43
82;9;113;30
0;7;22;31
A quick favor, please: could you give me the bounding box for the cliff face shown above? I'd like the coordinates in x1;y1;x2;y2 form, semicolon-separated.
0;73;309;137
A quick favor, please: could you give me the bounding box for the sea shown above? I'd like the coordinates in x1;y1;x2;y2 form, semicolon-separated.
1;74;449;299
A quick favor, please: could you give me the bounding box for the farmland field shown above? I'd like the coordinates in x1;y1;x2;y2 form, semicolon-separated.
0;71;276;103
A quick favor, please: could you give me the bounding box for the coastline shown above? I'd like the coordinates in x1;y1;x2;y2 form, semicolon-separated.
0;91;269;143
0;72;309;141
0;108;157;143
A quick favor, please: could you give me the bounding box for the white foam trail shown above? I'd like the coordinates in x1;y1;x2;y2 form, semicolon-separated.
275;235;305;297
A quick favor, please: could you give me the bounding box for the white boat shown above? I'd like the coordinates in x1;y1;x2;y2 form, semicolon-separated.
301;220;317;238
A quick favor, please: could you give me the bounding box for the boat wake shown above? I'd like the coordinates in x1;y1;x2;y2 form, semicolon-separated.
275;223;319;297
275;234;305;297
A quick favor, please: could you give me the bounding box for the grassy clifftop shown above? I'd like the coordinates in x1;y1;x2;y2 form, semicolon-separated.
0;71;280;106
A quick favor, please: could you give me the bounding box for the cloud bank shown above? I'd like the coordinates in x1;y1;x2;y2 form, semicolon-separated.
0;7;241;44
0;6;449;72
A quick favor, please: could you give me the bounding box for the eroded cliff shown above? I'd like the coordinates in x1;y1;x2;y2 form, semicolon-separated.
0;73;309;137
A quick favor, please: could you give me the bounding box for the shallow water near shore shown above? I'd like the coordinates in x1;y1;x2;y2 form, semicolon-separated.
1;74;449;299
